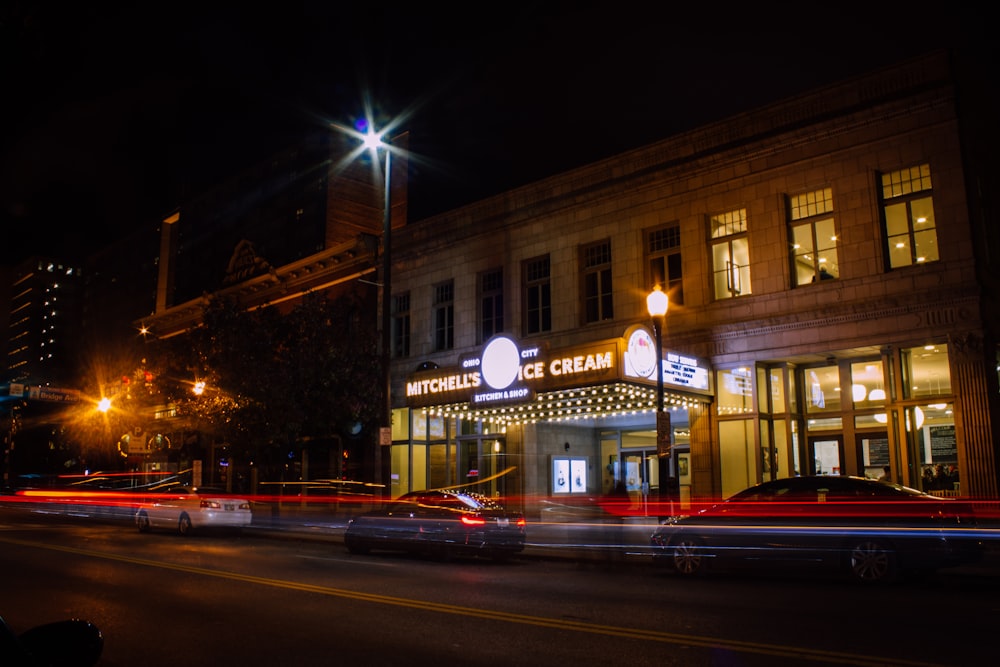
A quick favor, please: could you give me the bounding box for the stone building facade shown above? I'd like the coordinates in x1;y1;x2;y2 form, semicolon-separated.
385;50;1000;514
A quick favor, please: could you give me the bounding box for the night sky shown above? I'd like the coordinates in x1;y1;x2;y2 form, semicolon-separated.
0;3;989;265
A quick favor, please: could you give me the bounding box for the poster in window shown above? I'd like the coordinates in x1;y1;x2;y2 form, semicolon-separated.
552;458;570;494
571;459;587;492
552;457;588;494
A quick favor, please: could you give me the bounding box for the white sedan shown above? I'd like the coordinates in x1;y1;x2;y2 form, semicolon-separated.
135;484;252;535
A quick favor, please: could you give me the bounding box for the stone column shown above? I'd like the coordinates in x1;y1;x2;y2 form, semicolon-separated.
950;332;1000;497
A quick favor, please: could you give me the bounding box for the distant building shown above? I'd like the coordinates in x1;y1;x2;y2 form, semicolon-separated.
3;256;85;387
2;256;86;479
142;130;407;338
135;129;409;486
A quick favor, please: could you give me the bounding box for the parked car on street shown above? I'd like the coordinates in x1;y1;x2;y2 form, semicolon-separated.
135;484;252;535
344;489;526;561
650;475;983;583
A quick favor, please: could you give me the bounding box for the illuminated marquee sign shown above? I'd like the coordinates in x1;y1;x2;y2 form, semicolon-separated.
406;329;712;409
406;335;618;407
623;327;710;393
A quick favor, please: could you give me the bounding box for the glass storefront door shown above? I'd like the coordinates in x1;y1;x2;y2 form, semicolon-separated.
622;450;659;514
458;436;507;500
809;436;843;475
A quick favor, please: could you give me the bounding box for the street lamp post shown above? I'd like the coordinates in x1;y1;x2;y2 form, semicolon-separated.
646;285;670;514
362;129;392;493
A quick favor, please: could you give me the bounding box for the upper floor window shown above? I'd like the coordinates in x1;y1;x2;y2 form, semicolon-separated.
478;268;504;343
523;255;552;335
881;164;938;268
647;223;683;305
581;239;613;323
789;188;839;285
711;208;751;299
433;280;454;351
391;292;410;359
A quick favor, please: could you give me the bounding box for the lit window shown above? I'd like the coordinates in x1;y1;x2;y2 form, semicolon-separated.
902;343;951;398
711;208;751;299
789;188;839;285
881;164;938;268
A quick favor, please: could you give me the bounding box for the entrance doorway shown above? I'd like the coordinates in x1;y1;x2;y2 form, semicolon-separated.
622;450;659;514
808;436;844;476
458;436;507;500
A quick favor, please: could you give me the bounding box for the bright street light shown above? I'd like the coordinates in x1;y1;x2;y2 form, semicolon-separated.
359;123;392;492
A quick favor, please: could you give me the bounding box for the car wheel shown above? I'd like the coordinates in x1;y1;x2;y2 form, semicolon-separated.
177;513;193;536
670;537;706;576
136;511;151;533
848;539;896;583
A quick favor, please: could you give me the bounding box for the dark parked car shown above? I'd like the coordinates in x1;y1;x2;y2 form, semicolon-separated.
650;475;983;583
344;490;526;561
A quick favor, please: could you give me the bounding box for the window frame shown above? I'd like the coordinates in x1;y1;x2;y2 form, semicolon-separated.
390;292;410;359
580;239;613;324
432;280;454;351
710;208;751;300
880;164;938;269
646;223;683;305
477;268;504;344
523;254;552;335
788;187;839;286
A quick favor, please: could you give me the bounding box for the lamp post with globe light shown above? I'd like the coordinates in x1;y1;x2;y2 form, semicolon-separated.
360;126;392;492
646;285;671;513
332;113;406;495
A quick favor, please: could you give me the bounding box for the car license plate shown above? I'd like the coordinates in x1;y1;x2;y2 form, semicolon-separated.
224;504;235;511
497;518;509;527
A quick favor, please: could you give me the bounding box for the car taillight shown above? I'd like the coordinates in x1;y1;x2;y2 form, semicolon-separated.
200;500;221;509
461;515;486;526
516;517;526;527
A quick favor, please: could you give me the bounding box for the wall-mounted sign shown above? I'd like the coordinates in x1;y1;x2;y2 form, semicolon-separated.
623;327;711;393
27;386;81;403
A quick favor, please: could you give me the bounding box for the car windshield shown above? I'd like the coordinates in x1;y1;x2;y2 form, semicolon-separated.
393;491;503;511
